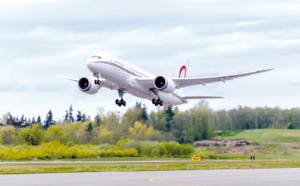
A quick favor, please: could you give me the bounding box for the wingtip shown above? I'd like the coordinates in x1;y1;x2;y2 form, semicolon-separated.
263;68;274;72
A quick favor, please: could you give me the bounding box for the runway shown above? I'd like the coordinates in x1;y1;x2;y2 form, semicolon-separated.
1;169;300;186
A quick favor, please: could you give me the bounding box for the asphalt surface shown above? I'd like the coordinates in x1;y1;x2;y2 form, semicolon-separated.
1;169;300;186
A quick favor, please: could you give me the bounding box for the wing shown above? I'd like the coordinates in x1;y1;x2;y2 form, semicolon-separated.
173;69;273;89
136;69;273;89
172;69;273;88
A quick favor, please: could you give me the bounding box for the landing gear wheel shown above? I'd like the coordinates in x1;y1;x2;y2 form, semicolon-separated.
94;80;101;85
152;98;163;106
121;99;126;106
115;89;127;107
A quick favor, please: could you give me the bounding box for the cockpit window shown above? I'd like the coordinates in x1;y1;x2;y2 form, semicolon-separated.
91;55;102;59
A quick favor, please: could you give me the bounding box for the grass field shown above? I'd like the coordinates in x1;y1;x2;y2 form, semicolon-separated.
209;129;300;160
1;159;300;174
1;129;300;174
221;129;300;143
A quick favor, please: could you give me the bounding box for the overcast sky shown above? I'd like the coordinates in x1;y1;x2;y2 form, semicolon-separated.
0;0;299;120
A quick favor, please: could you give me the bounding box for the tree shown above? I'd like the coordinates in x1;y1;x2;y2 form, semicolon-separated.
165;106;175;131
64;110;69;122
69;105;74;122
32;117;37;125
95;114;101;126
85;122;94;142
141;104;148;121
76;111;83;122
128;121;147;140
44;110;55;129
135;102;148;121
37;116;42;124
82;113;87;122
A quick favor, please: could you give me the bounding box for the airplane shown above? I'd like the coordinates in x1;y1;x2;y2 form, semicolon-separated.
59;52;273;107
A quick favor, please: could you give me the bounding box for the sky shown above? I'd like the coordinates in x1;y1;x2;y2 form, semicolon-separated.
0;0;300;120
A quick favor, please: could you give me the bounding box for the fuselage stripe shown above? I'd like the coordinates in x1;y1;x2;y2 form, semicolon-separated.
92;61;149;78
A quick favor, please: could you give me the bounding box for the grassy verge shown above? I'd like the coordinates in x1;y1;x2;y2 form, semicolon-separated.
1;159;300;174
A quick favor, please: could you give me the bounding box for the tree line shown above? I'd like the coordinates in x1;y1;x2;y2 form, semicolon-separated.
0;101;300;146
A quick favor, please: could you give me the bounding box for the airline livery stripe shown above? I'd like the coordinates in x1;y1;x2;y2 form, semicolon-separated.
92;61;149;78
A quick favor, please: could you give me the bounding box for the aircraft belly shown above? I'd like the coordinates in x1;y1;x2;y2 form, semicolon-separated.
89;62;185;105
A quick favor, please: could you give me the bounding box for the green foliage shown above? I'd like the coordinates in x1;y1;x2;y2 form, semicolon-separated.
0;134;3;145
0;126;18;145
115;139;130;150
218;130;243;137
215;106;300;130
18;124;45;145
158;141;194;157
221;129;300;143
45;125;65;142
0;141;138;160
129;121;147;136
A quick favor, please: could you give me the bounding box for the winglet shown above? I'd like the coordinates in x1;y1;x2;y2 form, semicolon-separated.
179;65;187;78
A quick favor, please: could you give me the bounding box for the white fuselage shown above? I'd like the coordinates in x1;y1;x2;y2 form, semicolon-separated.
86;53;187;105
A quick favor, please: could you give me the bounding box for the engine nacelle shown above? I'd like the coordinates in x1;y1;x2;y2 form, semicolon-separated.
153;76;176;93
78;77;100;95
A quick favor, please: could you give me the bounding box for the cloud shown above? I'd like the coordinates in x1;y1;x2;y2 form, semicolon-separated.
0;0;300;118
0;77;29;92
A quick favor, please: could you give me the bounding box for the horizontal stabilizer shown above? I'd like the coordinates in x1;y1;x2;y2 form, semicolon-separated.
184;96;224;99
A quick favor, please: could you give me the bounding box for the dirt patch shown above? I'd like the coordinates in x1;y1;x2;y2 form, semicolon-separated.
194;140;250;147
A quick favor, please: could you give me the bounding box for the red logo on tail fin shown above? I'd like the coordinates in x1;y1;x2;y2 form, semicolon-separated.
179;65;187;78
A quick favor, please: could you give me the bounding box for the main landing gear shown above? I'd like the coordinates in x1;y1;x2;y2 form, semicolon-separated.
152;98;163;106
116;89;126;107
151;89;163;106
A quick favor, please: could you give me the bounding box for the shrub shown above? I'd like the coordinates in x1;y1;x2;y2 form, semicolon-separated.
158;141;182;157
182;144;195;157
18;125;45;145
98;149;138;157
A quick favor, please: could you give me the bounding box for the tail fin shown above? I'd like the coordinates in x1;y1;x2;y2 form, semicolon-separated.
178;60;189;78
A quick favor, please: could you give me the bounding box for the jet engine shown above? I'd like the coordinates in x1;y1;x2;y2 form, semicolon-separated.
78;77;100;95
153;76;176;93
